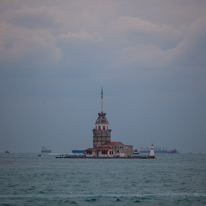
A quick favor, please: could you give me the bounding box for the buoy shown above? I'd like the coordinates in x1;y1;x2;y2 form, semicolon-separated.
149;144;155;158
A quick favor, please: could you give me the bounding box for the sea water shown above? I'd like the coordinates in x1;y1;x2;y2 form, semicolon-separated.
0;153;206;206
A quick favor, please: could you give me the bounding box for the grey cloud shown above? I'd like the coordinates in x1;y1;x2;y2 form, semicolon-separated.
58;31;103;44
106;15;206;71
0;23;62;67
1;5;67;31
110;16;183;51
161;16;206;68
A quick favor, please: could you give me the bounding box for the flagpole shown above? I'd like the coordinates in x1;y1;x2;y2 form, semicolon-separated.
101;87;103;113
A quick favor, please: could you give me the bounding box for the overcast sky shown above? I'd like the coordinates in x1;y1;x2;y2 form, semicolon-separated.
0;0;206;153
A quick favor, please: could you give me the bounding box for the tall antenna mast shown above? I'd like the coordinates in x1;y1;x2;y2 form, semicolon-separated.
101;87;103;113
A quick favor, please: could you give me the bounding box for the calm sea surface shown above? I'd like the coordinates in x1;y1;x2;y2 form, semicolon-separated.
0;153;206;206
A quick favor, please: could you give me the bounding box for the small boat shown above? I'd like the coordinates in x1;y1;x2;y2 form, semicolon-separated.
38;154;42;157
5;150;10;153
133;149;139;155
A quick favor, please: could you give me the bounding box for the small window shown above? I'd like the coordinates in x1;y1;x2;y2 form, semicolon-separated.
98;126;101;130
103;126;105;130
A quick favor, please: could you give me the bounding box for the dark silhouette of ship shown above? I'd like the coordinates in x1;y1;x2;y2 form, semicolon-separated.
41;147;52;153
140;147;178;154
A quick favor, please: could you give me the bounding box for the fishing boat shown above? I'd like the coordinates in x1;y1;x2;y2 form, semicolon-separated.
5;150;10;153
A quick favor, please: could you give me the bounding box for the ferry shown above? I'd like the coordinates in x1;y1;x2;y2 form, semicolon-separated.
72;150;86;155
133;149;139;155
41;147;52;153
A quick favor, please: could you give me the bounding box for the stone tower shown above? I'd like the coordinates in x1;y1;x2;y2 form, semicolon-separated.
92;88;111;148
93;111;111;148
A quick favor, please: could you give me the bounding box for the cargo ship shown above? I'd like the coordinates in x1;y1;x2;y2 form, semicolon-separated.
41;147;52;153
140;147;178;154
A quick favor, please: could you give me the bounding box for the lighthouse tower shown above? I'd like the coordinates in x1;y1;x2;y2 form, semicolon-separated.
92;88;111;148
150;143;155;158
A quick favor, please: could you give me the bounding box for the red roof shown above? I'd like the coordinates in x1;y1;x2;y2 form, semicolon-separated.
85;147;111;151
95;147;111;151
85;148;94;151
103;142;119;145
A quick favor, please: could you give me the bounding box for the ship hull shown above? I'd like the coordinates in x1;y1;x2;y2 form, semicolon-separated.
72;150;85;154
